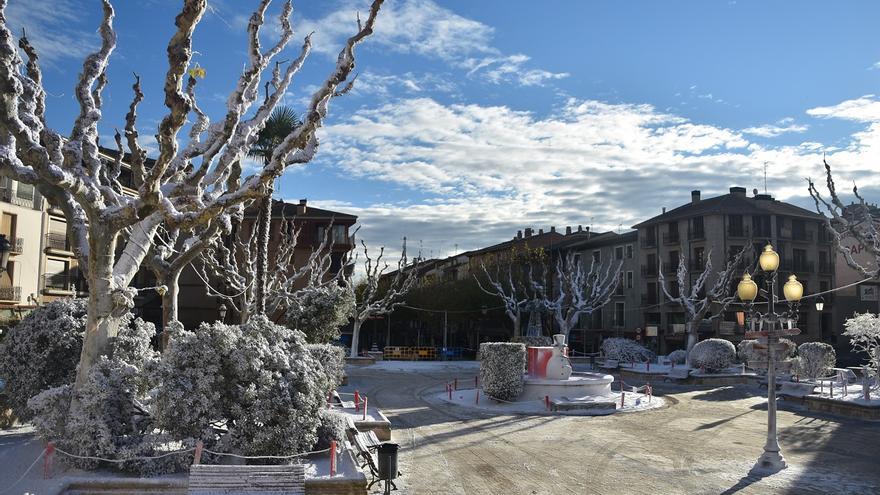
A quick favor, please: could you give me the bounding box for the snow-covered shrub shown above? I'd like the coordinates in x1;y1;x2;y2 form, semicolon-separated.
0;299;87;420
307;343;345;395
690;338;736;373
600;338;654;363
843;313;880;377
285;284;355;343
314;409;348;450
511;335;553;347
667;349;687;365
793;342;836;380
479;342;526;401
154;316;328;457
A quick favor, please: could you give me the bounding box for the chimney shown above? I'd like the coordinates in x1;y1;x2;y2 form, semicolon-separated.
538;228;544;235
662;207;666;214
525;228;533;238
691;190;701;204
297;198;307;215
577;225;583;233
550;226;556;233
565;226;572;235
516;230;523;239
729;186;746;197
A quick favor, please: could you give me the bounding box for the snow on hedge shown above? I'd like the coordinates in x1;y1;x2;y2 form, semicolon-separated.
600;338;654;363
479;342;526;401
690;338;736;372
843;313;880;378
667;349;687;365
793;342;836;380
0;299;87;420
314;409;348;450
284;284;355;344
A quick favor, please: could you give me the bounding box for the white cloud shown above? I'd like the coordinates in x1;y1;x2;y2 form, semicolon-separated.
298;0;567;87
742;122;809;138
807;95;880;122
5;0;98;64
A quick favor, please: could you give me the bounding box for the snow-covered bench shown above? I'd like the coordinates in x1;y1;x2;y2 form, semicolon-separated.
188;464;305;494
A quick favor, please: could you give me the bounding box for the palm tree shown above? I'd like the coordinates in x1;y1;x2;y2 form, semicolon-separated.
249;106;302;316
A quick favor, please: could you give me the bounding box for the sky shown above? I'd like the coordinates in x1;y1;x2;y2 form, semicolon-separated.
7;0;880;261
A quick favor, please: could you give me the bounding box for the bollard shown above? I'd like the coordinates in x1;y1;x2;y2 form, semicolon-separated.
671;361;675;369
454;378;458;391
354;390;361;412
646;361;650;372
193;440;204;465
363;396;368;421
476;388;480;405
844;382;848;397
865;381;871;401
545;395;550;411
475;376;479;389
620;391;625;408
794;374;799;383
43;441;55;479
329;440;337;476
448;383;452;400
830;384;834;398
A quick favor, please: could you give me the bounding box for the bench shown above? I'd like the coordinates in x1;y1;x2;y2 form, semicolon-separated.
346;423;397;491
188;464;305;495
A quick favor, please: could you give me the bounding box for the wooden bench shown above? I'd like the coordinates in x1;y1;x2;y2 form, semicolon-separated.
188;464;305;495
346;424;399;491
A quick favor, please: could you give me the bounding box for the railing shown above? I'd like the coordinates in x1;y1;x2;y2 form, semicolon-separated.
641;265;658;277
640;237;657;249
43;273;75;292
780;260;814;273
687;229;705;240
662;262;678;275
45;232;70;251
0;286;21;301
727;226;749;238
0;187;37;208
662;232;680;245
778;230;814;242
11;237;23;254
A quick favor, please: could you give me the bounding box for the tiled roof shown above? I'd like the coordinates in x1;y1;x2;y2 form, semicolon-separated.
632;191;822;228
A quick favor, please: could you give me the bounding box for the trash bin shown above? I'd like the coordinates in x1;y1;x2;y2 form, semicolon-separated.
377;442;399;480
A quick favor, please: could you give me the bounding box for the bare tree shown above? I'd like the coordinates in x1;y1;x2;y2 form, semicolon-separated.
348;239;418;358
808;159;879;279
476;260;548;338
659;246;751;361
0;0;384;391
546;251;621;341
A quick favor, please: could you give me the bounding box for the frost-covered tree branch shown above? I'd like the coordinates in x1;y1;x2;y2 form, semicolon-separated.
808;159;880;279
476;258;549;338
347;238;418;357
547;251;621;340
0;0;385;391
659;245;751;359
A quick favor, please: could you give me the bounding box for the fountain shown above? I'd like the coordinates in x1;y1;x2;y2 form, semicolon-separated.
519;334;614;401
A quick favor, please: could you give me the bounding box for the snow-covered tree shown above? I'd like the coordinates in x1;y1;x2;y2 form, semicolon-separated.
476;253;551;338
843;313;880;379
690;338;736;373
347;239;418;357
793;342;836;380
0;0;384;393
659;245;751;361
546;250;621;340
286;284;355;343
600;337;654;363
808;160;879;279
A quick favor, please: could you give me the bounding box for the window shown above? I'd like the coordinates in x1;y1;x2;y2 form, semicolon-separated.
47;218;68;251
15;182;34;201
753;215;771;238
625;245;633;259
626;271;633;289
616;272;624;295
691;216;704;235
669;250;679;267
0;212;15;240
592;250;601;264
332;225;347;244
728;214;744;235
693;247;705;269
792;219;806;240
592;309;603;329
615;246;623;260
614;302;625;327
45;259;70;290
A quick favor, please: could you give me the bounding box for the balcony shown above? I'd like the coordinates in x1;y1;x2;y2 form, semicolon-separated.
662;232;680;245
0;286;21;301
641;264;658;278
727;226;750;238
780;260;814;274
778;230;814;242
662;262;679;275
45;232;72;253
640;237;657;249
10;237;23;255
0;187;37;209
43;273;76;294
687;229;705;241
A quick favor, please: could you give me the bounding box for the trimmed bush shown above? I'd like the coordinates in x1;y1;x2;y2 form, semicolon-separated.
667;349;687;365
479;342;526;401
794;342;836;380
600;338;654;363
690;338;736;373
314;409;348;450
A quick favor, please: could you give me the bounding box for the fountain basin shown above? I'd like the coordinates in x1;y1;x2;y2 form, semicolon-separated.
519;371;614;401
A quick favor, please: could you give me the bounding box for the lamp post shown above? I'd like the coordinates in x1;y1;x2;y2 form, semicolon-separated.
814;296;824;312
737;244;803;472
0;234;11;273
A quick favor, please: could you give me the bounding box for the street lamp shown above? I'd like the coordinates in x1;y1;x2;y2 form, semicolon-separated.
0;234;11;272
814;296;825;312
218;303;228;322
737;244;802;472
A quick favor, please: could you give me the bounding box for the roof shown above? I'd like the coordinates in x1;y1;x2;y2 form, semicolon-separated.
553;230;636;251
632;190;822;228
97;145;156;168
243;199;357;222
462;230;566;258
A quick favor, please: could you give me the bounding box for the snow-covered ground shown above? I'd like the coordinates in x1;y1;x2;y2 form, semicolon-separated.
434;387;665;416
811;381;880;405
356;359;480;373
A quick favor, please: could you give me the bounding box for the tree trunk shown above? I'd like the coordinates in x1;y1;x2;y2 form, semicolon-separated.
513;311;521;338
350;319;362;358
254;184;273;316
685;321;698;366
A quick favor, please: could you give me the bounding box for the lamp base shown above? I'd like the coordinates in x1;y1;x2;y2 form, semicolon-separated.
753;450;787;473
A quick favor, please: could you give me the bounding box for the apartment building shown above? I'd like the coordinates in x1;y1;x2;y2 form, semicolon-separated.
0;177;43;319
633;187;835;353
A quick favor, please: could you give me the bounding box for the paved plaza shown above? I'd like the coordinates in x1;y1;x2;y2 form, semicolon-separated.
347;362;880;495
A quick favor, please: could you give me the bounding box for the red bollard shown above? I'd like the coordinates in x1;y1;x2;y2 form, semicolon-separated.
329;440;337;476
545;395;550;411
448;383;453;400
354;390;360;412
454;378;458;391
43;441;55;479
363;396;368;421
476;388;480;405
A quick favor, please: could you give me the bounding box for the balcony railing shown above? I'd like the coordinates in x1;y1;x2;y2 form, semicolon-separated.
727;226;749;238
10;237;23;254
662;232;680;245
662;262;679;275
780;260;814;273
0;187;37;209
641;265;658;277
0;286;21;301
45;232;71;252
43;273;75;292
687;229;705;241
640;237;657;249
778;230;814;242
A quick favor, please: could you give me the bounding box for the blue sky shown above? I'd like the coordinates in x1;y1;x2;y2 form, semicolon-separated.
7;0;880;260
